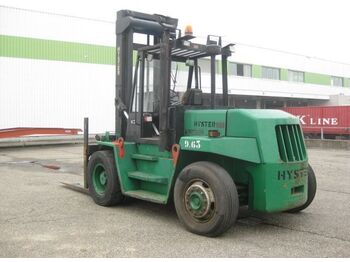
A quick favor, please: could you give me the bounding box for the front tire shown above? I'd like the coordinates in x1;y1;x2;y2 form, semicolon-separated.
88;150;124;206
288;164;317;213
174;161;239;237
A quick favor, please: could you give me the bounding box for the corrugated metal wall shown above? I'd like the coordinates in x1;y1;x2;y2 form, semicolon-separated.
0;57;115;133
0;6;116;133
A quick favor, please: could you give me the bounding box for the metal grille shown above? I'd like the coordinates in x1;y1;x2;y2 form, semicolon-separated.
275;125;306;162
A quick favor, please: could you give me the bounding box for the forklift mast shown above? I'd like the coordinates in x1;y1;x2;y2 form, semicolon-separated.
115;10;233;151
115;10;177;143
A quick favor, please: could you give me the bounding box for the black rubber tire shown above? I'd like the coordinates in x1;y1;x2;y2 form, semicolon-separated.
88;150;124;206
288;164;317;213
174;161;239;237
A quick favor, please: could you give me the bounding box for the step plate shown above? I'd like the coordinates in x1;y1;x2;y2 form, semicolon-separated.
124;190;167;204
128;171;168;184
131;153;158;161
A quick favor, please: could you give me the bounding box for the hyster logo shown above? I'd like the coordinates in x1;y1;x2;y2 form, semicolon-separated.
193;121;225;128
297;115;338;126
277;169;308;180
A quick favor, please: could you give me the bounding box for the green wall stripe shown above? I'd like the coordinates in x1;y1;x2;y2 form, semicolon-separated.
280;68;288;81
304;72;331;86
0;34;349;87
216;60;222;74
0;35;115;65
252;65;262;78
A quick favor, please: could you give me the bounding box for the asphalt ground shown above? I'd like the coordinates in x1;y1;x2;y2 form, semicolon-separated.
0;145;349;257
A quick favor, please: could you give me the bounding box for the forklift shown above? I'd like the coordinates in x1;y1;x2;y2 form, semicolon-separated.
81;10;317;237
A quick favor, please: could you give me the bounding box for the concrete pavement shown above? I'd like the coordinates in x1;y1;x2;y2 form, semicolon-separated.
0;145;349;257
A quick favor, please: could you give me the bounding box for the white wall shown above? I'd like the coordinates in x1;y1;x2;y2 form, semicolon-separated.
0;57;115;133
0;6;116;133
0;6;114;45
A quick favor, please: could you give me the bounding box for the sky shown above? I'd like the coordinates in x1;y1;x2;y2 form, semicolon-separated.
1;0;350;65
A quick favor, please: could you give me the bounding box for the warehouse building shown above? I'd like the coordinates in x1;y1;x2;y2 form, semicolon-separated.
1;5;350;133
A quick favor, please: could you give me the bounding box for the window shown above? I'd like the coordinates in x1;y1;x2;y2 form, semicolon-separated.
262;66;280;80
198;59;211;73
331;76;343;87
243;64;252;77
232;63;252;77
288;70;304;82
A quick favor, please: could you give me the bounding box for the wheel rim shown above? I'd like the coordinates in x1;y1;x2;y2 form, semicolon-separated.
184;180;215;222
92;164;108;195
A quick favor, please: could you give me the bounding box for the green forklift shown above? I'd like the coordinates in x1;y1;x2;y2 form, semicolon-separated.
83;10;317;237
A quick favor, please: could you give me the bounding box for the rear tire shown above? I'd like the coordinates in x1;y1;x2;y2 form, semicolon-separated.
174;161;239;237
288;164;317;213
88;150;124;206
